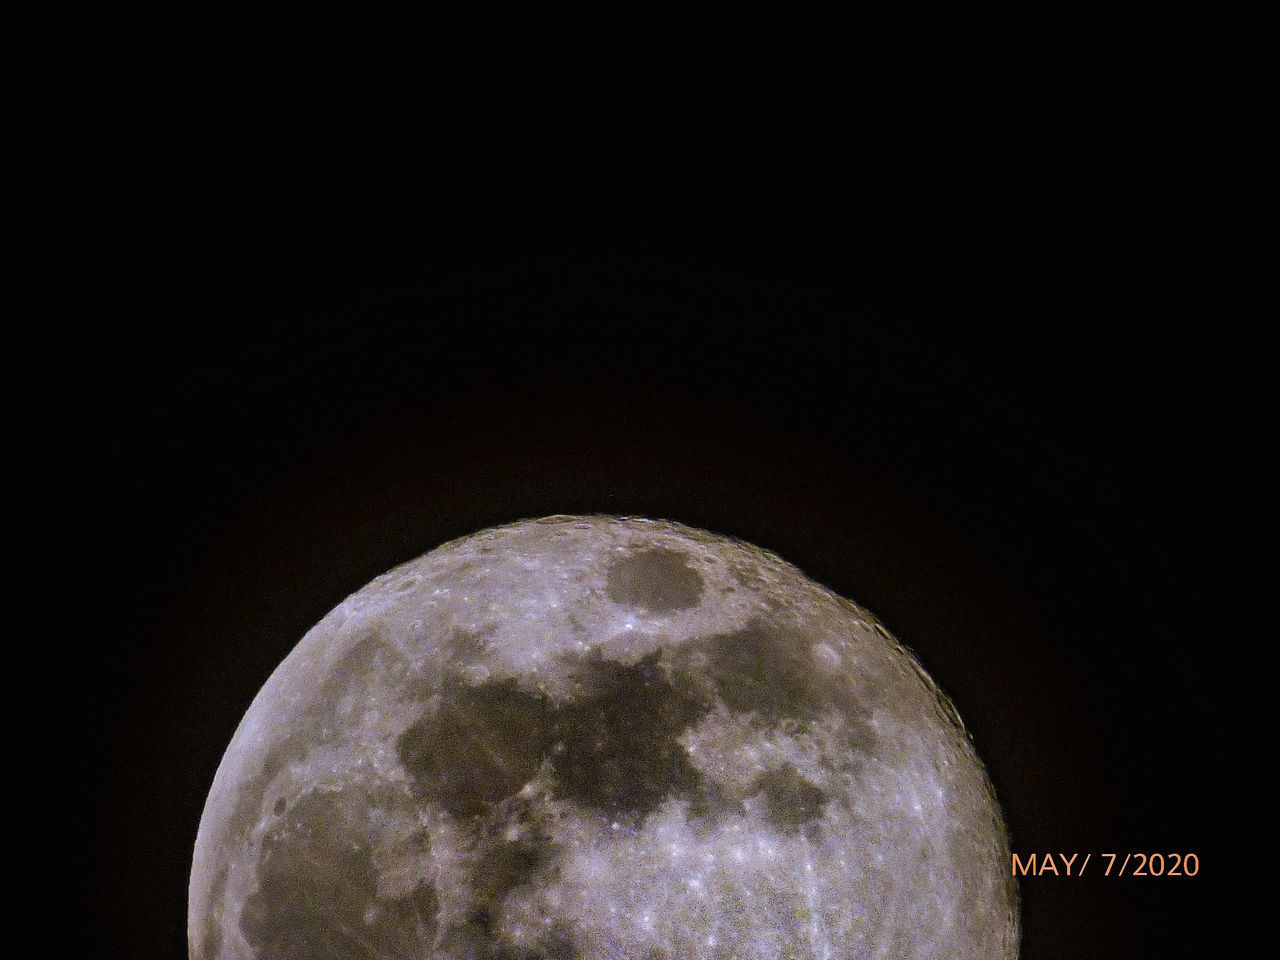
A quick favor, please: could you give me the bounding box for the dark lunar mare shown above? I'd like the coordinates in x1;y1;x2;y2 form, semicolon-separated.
549;649;712;819
685;622;882;765
239;789;437;960
693;624;821;722
447;795;566;953
396;648;718;824
751;764;830;834
211;633;393;958
604;548;705;613
397;679;554;816
393;649;719;956
380;622;875;955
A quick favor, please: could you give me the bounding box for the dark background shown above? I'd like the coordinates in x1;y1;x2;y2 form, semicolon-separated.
52;174;1245;957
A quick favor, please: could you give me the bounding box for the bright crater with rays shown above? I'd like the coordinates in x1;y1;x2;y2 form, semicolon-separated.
190;516;1018;959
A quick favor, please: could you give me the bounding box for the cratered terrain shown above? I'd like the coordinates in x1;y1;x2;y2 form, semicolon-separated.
190;515;1018;959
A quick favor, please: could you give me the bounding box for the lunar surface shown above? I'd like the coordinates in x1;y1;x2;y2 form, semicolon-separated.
190;516;1018;959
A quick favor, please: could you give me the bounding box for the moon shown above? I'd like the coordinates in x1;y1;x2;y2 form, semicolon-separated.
189;516;1019;959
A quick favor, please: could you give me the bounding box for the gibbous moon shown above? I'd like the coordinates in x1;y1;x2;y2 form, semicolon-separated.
190;516;1018;959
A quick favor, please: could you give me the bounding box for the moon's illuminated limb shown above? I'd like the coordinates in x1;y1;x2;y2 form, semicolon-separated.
190;516;1019;959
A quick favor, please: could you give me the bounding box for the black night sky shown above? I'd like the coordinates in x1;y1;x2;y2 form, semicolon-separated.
51;170;1248;957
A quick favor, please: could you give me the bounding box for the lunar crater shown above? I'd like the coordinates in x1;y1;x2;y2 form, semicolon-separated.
191;516;1018;960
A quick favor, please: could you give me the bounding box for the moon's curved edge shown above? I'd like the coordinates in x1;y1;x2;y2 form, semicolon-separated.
188;514;1020;958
